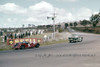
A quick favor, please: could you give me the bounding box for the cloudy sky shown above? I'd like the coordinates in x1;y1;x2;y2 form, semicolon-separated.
0;0;100;28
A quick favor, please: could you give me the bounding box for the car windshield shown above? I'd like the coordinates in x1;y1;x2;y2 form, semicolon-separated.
72;34;79;37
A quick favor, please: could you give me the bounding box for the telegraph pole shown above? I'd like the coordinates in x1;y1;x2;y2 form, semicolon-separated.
47;8;56;40
53;8;56;39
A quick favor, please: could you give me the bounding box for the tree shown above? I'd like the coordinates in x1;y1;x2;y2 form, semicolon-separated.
46;25;52;28
65;23;68;29
43;25;46;28
90;13;100;27
80;20;90;27
37;25;43;28
58;25;61;29
70;23;73;27
73;22;78;27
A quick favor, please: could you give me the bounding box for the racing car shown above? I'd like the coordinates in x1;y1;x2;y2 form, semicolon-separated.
68;34;83;43
13;41;40;50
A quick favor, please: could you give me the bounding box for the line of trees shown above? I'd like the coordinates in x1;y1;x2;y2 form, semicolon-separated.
80;12;100;28
80;20;91;27
37;12;100;31
65;22;78;28
64;12;100;28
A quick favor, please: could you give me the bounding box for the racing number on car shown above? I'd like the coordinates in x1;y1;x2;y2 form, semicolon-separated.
9;40;14;45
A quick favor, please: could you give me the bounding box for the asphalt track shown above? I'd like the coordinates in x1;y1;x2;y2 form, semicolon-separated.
0;32;100;67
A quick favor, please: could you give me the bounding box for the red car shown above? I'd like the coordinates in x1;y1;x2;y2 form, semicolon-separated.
13;41;40;50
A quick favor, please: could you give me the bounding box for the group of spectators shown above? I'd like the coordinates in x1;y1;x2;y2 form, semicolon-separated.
1;31;32;42
0;29;44;42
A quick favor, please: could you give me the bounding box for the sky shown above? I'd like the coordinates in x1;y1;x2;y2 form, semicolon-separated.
0;0;100;28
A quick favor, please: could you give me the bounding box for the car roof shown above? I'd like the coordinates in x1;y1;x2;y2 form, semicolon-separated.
72;34;78;36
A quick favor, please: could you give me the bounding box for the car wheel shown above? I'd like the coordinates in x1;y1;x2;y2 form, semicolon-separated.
20;45;25;49
35;43;40;48
69;40;72;43
81;37;83;42
15;48;18;50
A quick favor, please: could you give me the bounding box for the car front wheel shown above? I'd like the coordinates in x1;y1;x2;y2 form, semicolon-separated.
35;43;40;48
69;40;72;43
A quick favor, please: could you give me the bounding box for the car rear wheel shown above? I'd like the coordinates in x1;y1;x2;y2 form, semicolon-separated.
15;48;18;50
20;45;25;49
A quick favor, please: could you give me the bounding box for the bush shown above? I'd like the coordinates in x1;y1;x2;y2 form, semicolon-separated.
58;29;63;33
88;30;94;33
96;30;100;34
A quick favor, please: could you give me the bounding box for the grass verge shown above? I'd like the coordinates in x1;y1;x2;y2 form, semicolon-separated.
0;45;12;51
40;39;68;46
0;39;68;51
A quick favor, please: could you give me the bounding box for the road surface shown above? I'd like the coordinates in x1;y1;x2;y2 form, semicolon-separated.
0;32;100;67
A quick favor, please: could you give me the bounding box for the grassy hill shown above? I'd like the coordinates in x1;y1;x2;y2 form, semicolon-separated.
72;26;100;34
